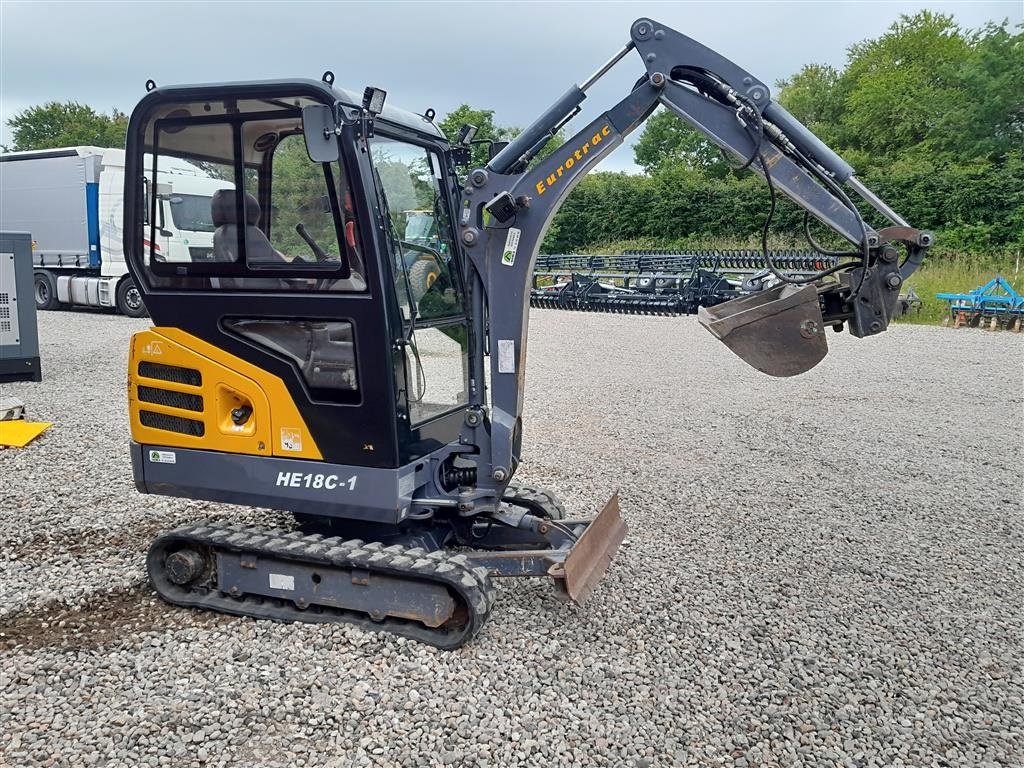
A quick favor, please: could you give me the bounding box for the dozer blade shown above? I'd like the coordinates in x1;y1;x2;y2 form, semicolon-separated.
697;283;828;377
554;492;627;604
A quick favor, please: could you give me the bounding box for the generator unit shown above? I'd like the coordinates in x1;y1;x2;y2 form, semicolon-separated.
0;232;42;382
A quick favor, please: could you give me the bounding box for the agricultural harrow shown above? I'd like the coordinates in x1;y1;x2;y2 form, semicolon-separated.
937;276;1024;332
530;249;839;316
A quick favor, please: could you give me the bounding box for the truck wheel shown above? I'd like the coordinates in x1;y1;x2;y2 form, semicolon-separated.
34;271;59;310
116;278;148;318
408;258;441;303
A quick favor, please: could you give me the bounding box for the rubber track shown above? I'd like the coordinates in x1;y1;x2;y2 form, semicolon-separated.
147;522;495;649
503;483;567;520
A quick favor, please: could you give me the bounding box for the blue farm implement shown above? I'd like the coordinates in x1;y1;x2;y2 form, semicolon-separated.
937;276;1024;332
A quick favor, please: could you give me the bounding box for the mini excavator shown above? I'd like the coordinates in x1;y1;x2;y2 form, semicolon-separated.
123;18;931;647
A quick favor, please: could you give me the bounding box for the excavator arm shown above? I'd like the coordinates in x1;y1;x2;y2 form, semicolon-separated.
456;17;931;496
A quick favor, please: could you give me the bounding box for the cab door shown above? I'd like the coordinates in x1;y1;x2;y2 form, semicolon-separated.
367;132;471;463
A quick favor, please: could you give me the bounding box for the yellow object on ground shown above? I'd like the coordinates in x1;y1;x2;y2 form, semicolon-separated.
0;420;52;447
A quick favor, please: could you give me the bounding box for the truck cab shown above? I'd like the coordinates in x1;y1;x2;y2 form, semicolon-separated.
142;154;226;265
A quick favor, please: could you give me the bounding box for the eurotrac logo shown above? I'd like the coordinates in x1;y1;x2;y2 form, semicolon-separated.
534;125;612;195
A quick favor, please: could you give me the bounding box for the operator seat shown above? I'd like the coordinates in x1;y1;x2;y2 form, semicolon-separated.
210;189;286;264
208;188;366;292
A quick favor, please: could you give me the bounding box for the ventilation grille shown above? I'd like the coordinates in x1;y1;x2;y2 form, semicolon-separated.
137;385;203;412
139;410;205;437
138;361;202;386
0;290;10;332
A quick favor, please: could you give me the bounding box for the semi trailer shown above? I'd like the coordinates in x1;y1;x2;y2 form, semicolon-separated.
0;146;222;316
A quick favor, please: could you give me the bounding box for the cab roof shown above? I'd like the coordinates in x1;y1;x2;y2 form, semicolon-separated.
140;78;445;142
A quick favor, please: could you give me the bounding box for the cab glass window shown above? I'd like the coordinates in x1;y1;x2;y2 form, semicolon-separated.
266;134;353;263
369;138;461;319
404;327;469;425
370;136;468;425
139;96;364;292
225;318;358;404
168;193;217;233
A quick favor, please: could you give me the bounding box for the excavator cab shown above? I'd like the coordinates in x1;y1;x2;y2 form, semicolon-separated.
126;81;471;480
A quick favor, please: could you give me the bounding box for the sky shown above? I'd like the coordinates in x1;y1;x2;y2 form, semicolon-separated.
1;0;1020;171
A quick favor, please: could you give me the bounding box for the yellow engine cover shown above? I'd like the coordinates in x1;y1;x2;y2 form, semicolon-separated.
128;328;322;460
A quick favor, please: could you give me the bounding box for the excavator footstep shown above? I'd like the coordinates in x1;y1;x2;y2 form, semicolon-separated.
697;283;829;377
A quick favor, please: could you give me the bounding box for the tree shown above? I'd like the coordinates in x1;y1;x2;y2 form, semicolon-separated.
775;64;842;146
632;108;728;177
774;12;1023;166
439;104;513;169
438;103;564;169
935;21;1024;160
4;101;128;151
837;11;972;158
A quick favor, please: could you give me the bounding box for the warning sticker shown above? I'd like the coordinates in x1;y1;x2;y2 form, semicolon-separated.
141;341;163;356
280;428;303;452
148;449;176;464
501;227;521;267
497;339;515;374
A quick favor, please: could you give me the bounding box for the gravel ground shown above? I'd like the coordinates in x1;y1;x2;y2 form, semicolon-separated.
1;308;1022;768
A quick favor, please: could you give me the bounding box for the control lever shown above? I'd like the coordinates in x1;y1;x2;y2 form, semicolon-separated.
295;223;330;262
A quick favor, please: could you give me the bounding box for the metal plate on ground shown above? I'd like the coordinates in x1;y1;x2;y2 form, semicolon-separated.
559;492;627;604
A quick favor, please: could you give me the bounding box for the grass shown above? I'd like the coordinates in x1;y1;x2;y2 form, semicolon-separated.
556;237;1024;326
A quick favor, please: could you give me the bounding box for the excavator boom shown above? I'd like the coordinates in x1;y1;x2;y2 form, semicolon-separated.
456;18;931;494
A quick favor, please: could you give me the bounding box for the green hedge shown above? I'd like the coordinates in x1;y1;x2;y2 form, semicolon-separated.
542;153;1024;256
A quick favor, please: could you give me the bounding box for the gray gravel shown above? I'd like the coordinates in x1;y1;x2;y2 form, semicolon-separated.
1;308;1022;768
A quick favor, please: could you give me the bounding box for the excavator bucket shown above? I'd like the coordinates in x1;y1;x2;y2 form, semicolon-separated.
697;283;828;377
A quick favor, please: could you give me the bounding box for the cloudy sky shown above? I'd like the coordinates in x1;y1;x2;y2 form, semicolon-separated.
1;1;1019;171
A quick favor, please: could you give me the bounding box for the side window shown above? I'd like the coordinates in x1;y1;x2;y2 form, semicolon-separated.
405;326;469;424
369;138;461;320
225;318;358;404
140;98;363;292
370;137;468;425
148;121;235;266
264;134;354;270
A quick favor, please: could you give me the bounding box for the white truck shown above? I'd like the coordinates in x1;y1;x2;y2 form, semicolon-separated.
0;146;223;316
